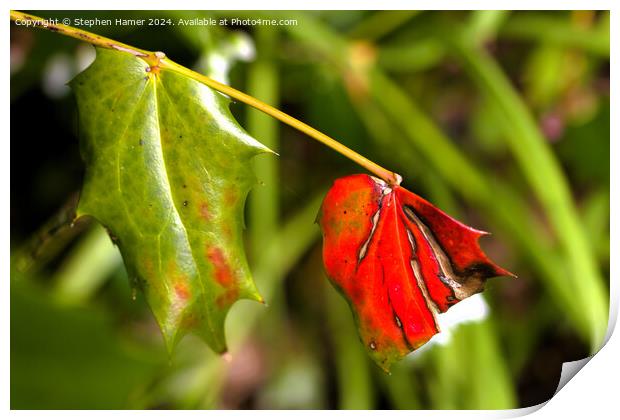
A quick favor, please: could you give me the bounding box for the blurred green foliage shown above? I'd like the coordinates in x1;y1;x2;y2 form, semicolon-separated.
10;10;609;409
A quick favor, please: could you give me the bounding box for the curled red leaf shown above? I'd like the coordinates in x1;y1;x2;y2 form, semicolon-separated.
318;174;513;371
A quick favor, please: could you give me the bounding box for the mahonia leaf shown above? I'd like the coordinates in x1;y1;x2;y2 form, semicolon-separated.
318;174;513;371
70;48;272;353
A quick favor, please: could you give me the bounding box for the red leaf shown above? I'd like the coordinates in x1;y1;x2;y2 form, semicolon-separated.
318;174;513;371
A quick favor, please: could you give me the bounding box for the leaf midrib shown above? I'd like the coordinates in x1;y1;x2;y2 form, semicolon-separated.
150;72;220;348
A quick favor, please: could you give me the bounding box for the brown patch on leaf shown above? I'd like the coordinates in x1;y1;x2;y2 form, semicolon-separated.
216;288;239;308
182;313;199;329
174;280;190;301
225;188;237;206
143;258;155;278
199;202;210;221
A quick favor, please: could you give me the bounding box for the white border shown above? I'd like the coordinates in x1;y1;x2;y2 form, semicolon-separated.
4;2;617;418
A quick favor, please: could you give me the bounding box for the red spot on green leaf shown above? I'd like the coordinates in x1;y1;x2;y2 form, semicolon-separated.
206;246;235;287
174;281;190;301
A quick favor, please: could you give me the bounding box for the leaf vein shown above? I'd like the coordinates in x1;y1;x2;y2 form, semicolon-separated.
154;77;221;347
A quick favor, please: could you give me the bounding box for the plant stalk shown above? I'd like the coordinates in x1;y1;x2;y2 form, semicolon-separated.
10;10;402;186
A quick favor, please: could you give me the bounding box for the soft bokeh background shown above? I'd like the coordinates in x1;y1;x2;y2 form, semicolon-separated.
10;10;610;409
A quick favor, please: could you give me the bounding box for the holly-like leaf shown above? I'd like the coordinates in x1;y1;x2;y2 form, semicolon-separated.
71;48;272;353
318;174;513;371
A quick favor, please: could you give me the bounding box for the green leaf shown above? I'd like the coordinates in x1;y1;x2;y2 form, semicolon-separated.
70;47;272;353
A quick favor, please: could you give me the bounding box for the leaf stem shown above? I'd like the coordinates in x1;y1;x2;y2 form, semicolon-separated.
160;58;398;186
11;193;90;275
10;11;153;62
10;10;402;186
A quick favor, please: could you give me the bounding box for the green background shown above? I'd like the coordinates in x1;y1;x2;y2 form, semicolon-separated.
10;10;610;409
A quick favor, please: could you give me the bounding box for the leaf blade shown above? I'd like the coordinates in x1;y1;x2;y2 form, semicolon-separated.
71;47;271;353
318;174;512;370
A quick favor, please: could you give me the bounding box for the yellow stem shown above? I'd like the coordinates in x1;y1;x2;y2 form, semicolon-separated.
10;10;402;186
